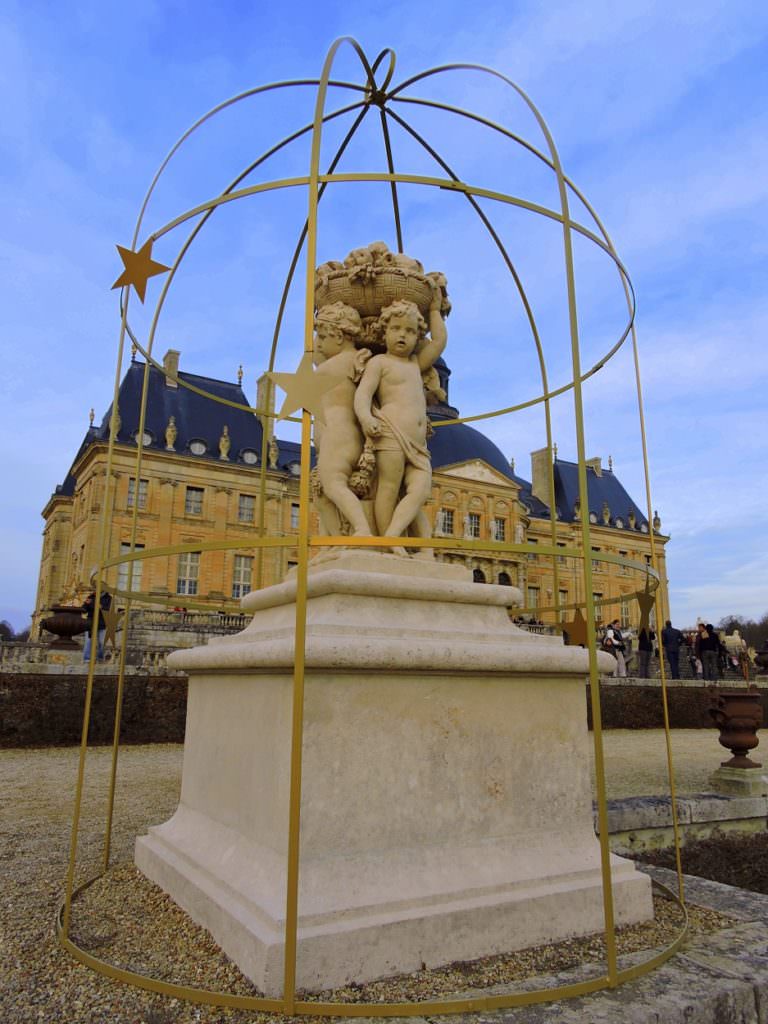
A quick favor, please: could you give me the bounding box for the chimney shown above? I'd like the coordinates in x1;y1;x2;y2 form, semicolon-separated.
585;456;602;477
256;371;276;437
163;349;180;388
530;447;551;505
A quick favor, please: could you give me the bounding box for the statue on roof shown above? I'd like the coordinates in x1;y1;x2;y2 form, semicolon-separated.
267;435;279;470
219;425;231;461
165;415;177;451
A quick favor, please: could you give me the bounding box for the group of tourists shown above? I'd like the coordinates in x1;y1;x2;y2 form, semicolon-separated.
597;617;737;681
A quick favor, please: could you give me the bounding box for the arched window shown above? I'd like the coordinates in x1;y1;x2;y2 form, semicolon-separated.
498;571;511;586
473;568;486;583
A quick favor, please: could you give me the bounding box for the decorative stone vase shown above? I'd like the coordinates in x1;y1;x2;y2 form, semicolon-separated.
40;605;88;649
708;687;763;768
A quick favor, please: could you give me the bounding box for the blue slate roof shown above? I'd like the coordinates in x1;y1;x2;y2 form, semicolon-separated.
97;359;265;463
49;358;650;536
551;458;649;529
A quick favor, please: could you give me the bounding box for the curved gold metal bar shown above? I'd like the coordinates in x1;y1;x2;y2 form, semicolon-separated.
125;168;633;425
381;103;560;607
56;874;687;1017
120;96;368;419
126;77;370;253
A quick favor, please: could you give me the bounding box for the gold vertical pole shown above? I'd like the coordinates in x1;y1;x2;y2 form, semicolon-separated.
282;35;381;1007
630;332;685;902
505;82;620;980
62;312;129;936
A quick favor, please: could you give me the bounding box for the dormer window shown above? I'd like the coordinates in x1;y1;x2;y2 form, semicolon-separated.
287;461;301;476
132;430;153;447
241;449;258;465
189;439;207;456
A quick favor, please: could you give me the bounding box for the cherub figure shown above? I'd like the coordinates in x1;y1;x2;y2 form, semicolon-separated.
313;302;372;536
353;283;447;542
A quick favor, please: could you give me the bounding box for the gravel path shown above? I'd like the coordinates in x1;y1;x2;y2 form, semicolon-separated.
0;731;736;1022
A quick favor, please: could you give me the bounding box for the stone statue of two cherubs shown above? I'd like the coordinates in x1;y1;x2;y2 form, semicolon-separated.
312;260;447;554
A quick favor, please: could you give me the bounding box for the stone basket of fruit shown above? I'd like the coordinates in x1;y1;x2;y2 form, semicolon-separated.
315;241;450;320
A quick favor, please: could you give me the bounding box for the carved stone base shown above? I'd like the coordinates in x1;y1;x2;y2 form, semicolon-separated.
136;552;651;995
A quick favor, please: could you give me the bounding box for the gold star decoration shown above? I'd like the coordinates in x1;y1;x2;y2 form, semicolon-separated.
268;353;346;421
634;581;657;634
102;604;121;650
561;605;588;647
111;238;171;303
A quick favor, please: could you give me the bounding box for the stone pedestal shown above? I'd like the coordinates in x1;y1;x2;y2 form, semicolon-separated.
136;552;652;995
710;766;768;797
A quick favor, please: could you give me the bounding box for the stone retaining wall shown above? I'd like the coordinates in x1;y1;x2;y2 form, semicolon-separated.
587;677;768;730
2;671;766;747
0;672;188;747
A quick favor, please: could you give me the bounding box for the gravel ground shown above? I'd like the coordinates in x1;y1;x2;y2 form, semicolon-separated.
0;732;735;1023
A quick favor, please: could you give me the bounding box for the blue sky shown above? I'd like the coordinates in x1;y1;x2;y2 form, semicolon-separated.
1;0;766;631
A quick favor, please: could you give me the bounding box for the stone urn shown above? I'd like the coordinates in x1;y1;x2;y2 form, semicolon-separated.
40;605;88;649
755;642;768;675
708;687;763;768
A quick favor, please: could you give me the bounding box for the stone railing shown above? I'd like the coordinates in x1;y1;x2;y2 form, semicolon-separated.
516;622;559;636
122;609;250;634
0;641;51;667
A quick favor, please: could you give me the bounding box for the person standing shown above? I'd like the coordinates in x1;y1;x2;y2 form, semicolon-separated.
604;618;627;678
695;622;719;681
82;588;111;663
661;619;684;679
637;627;656;679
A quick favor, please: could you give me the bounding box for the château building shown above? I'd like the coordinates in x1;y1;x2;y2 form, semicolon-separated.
33;349;669;636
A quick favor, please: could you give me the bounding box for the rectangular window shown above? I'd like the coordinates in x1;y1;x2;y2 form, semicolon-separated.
467;512;481;538
619;550;628;574
290;503;300;530
118;542;144;594
185;486;204;516
526;586;539;609
592;592;603;617
127;478;148;510
177;551;200;595
232;555;253;599
437;508;454;535
621;597;631;628
558;589;568;622
238;494;255;523
492;517;506;542
591;546;601;572
557;541;567;564
527;537;538;561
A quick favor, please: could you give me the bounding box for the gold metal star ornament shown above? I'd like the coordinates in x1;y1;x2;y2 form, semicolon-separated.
268;353;346;421
111;238;171;303
634;579;657;633
561;606;588;647
102;603;121;650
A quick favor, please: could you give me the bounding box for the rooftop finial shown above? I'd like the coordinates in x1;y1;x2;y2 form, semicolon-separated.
608;454;613;471
509;456;515;472
131;342;138;361
88;407;94;427
237;364;244;385
553;443;558;460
